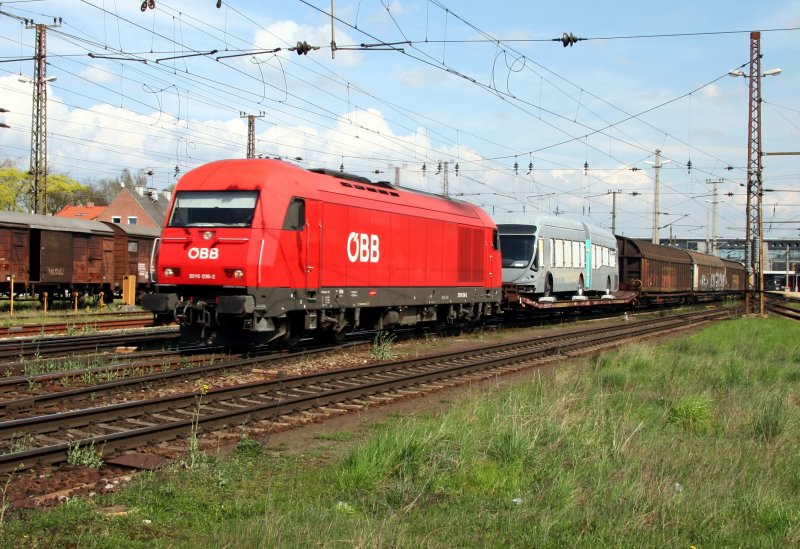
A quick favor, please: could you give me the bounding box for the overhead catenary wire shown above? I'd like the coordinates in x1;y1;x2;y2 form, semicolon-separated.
0;1;793;238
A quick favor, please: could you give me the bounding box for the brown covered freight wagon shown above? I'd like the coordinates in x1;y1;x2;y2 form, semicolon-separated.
0;216;31;292
0;211;117;304
685;250;726;300
721;259;746;295
615;236;693;303
100;221;159;296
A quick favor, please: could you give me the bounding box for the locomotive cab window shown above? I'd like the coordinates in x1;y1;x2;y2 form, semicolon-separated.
282;198;306;230
167;191;258;227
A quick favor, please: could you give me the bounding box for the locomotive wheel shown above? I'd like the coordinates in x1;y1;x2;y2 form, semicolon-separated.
282;315;306;348
320;326;346;344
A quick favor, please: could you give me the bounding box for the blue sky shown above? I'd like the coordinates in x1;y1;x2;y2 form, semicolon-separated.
0;0;798;240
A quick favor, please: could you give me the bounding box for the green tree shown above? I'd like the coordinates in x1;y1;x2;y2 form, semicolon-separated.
0;160;94;214
0;164;30;211
45;173;94;215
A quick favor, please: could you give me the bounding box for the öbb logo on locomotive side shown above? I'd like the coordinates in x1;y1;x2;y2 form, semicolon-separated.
347;232;380;263
188;247;219;260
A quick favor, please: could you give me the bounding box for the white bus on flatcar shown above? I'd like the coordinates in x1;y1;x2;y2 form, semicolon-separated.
496;214;618;299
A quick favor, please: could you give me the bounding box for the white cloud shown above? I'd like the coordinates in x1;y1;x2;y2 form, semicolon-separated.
388;2;407;15
397;69;428;87
700;84;721;100
78;64;118;84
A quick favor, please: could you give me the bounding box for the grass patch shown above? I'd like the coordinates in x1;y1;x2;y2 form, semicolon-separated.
1;316;799;547
667;394;713;434
314;431;356;442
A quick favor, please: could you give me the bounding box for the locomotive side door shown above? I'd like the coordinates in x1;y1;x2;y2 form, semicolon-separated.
303;198;321;298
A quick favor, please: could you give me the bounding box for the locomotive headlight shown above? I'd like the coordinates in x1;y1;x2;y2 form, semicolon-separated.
233;269;244;279
164;268;174;277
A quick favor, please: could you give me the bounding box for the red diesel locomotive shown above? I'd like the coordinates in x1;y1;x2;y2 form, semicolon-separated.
142;159;502;345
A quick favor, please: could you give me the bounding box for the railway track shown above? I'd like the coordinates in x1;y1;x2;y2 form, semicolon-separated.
0;313;156;338
0;307;731;474
0;342;359;416
766;302;800;321
0;327;179;360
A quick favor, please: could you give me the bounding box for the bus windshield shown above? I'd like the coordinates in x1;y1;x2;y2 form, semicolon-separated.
499;234;536;268
167;191;259;227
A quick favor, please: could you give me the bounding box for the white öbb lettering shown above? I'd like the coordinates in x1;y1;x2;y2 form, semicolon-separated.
347;232;379;263
188;247;219;260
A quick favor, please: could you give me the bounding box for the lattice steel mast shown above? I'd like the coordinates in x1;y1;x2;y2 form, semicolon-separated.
744;31;763;315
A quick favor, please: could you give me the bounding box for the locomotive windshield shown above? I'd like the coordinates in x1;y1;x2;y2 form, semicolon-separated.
168;191;259;227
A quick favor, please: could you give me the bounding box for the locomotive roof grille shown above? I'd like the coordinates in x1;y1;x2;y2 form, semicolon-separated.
308;167;371;184
308;167;398;190
339;180;400;197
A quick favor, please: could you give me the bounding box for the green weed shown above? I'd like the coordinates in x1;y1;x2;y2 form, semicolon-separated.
372;331;396;360
186;384;209;470
66;441;103;469
8;432;35;454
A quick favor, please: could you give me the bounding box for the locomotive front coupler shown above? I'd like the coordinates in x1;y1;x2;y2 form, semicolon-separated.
174;300;212;328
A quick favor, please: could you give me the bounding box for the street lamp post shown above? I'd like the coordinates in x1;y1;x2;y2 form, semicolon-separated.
644;150;670;244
